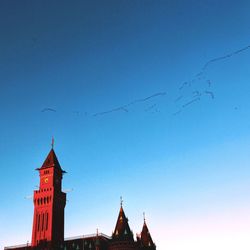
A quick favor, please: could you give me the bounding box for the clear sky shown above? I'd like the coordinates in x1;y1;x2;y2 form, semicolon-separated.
1;1;250;249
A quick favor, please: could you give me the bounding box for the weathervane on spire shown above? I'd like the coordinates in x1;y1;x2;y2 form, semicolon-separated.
120;196;123;207
51;137;54;149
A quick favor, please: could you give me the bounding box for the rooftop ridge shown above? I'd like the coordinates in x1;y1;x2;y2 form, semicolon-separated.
65;233;111;241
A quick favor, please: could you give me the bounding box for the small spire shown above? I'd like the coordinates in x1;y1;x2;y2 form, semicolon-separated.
96;228;99;236
51;136;54;149
112;201;133;241
143;212;146;223
120;196;123;207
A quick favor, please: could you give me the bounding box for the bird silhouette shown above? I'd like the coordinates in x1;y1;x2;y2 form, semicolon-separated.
204;91;214;99
192;91;201;97
145;104;156;112
41;108;57;113
174;95;183;102
93;92;166;117
172;110;182;116
182;97;200;108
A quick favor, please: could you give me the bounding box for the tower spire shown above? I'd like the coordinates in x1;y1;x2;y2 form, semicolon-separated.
112;199;134;242
120;196;123;207
140;214;156;249
51;136;55;149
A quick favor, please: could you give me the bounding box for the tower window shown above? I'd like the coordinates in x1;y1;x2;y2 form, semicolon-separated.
42;213;44;231
46;212;49;230
37;214;40;231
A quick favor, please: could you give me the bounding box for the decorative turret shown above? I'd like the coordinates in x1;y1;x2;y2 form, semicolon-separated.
108;198;137;250
112;198;134;241
138;213;156;250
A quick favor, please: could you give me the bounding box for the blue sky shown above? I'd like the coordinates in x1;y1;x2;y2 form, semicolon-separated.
1;1;250;249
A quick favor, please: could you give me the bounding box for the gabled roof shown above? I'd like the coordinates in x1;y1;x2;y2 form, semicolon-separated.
140;220;155;248
38;148;65;173
112;205;134;241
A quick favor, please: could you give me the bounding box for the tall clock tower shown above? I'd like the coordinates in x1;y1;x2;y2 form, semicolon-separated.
31;147;66;248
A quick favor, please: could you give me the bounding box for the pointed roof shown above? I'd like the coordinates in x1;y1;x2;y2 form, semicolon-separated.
38;148;65;173
140;220;155;248
112;205;134;241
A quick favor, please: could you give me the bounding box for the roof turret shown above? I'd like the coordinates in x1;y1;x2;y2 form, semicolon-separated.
112;199;134;241
139;214;156;249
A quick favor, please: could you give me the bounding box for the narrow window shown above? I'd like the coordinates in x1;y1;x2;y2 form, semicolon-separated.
37;214;40;231
42;213;44;231
46;212;49;230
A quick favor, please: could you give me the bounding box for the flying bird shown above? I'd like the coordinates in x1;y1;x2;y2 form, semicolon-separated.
72;111;80;115
204;91;215;99
93;92;166;117
145;104;156;112
179;82;189;90
207;80;212;87
192;91;201;97
41;108;57;113
182;97;201;108
172;110;182;116
202;44;250;71
93;106;128;117
174;95;183;102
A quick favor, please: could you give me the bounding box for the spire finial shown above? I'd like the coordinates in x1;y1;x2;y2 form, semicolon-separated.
143;212;146;223
51;136;54;149
120;196;123;207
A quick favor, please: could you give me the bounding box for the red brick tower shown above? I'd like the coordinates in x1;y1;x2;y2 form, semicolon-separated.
109;199;138;250
31;146;66;249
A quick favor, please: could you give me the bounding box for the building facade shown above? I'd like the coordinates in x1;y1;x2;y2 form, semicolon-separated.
5;147;156;250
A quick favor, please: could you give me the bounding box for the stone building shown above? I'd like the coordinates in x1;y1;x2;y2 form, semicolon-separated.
5;147;156;250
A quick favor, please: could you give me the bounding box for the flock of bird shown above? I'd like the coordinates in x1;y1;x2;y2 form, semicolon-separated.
41;43;250;118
